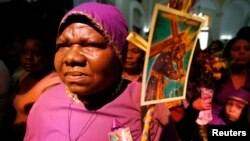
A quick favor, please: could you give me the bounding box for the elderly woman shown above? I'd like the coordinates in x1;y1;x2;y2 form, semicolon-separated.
24;2;178;141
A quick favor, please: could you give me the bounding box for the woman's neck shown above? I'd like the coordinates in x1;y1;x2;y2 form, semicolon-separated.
122;68;142;81
77;77;126;110
122;72;141;81
230;69;248;89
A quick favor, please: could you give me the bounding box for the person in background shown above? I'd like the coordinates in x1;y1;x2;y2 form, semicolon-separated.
221;87;250;125
209;37;250;125
122;41;145;82
236;26;250;41
173;39;223;141
206;87;250;141
203;40;224;55
235;25;250;125
185;37;250;141
2;34;61;141
0;59;11;124
2;36;23;78
24;2;179;141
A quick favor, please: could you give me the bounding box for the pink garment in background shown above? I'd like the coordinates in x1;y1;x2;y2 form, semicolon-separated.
13;71;61;124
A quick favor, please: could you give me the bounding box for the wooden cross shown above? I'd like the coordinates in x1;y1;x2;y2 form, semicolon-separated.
146;13;186;101
149;14;185;58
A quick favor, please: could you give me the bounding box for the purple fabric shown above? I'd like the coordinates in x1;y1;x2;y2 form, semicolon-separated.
228;87;250;104
58;2;128;63
24;3;179;140
24;82;166;141
209;76;250;125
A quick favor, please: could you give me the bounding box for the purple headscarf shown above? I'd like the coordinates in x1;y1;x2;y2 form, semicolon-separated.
57;2;128;63
228;87;250;105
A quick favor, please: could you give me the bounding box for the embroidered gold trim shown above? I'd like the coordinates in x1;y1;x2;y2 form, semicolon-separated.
65;87;82;104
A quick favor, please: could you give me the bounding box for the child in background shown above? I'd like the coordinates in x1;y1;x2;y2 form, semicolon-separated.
222;87;250;125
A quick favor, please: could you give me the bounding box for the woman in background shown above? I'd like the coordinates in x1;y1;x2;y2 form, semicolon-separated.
208;37;250;125
122;41;145;82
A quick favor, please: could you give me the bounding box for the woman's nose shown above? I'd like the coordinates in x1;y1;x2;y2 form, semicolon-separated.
64;46;86;66
126;52;133;59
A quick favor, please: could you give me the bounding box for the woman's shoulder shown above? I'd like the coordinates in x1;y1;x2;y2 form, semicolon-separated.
42;71;61;84
30;83;66;111
37;83;65;102
41;82;65;96
127;80;142;88
121;80;142;106
39;71;62;92
125;80;142;96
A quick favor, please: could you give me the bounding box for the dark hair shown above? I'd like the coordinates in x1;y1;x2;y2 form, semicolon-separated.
210;40;224;51
20;33;56;70
222;37;249;59
220;101;249;126
23;34;55;55
205;40;224;53
236;26;250;41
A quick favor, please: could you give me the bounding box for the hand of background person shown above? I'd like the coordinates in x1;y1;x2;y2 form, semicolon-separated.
192;96;211;111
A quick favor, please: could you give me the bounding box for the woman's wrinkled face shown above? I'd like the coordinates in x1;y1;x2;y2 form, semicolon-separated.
20;39;49;73
55;22;120;96
225;99;245;122
124;42;144;70
230;39;250;66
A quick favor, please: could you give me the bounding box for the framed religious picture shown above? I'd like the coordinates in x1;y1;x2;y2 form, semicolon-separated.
141;3;204;106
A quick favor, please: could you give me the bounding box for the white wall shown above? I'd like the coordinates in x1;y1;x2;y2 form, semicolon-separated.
71;0;250;43
199;0;250;42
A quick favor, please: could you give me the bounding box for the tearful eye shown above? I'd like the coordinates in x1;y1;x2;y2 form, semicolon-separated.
56;43;68;49
83;42;107;49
